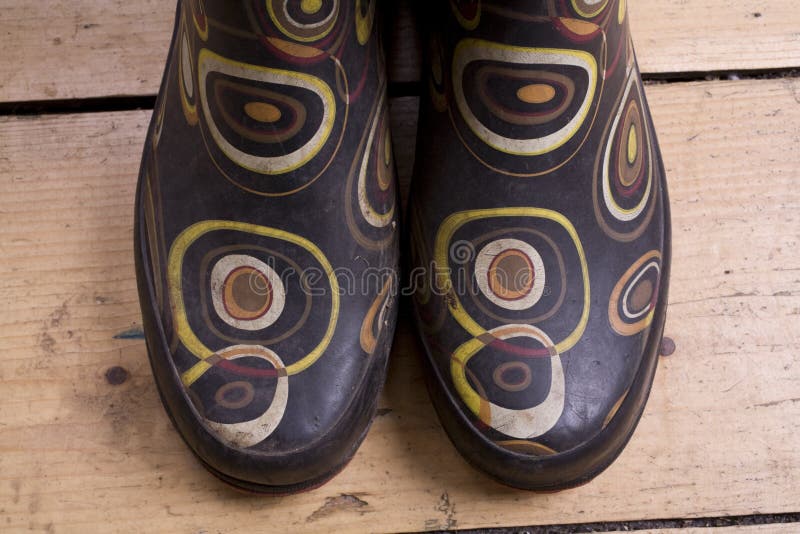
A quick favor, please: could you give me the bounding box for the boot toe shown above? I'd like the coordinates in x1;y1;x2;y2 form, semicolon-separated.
423;305;667;491
140;283;393;493
136;199;397;493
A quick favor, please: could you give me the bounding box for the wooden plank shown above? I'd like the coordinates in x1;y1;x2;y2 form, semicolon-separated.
1;1;799;103
629;1;800;75
0;0;173;103
0;77;799;532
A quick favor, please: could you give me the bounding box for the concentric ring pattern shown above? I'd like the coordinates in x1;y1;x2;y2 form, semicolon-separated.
139;0;398;452
411;0;667;454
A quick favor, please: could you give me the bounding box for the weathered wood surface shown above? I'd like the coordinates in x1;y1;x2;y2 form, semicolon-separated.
1;77;799;532
1;1;799;103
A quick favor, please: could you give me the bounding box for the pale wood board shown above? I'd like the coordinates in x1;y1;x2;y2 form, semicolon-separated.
1;0;800;103
1;78;799;532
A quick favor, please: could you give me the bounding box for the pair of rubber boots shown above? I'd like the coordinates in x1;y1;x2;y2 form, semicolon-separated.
135;0;670;494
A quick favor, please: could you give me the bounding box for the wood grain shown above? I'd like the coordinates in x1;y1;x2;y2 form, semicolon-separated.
0;78;799;532
1;0;799;103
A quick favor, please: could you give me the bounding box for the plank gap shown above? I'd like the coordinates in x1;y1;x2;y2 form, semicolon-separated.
464;511;800;534
2;69;799;117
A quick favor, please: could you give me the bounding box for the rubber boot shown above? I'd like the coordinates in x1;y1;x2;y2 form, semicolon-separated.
408;0;670;491
134;0;398;493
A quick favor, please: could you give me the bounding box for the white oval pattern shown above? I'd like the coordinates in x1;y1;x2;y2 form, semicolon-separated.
474;238;546;311
210;254;286;331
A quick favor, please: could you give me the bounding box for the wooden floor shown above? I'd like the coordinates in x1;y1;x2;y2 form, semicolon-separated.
1;2;799;533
